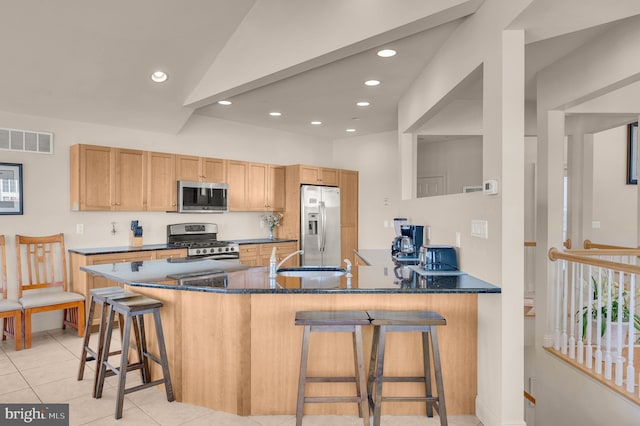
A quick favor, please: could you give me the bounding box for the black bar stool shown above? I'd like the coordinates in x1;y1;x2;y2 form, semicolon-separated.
367;310;447;426
96;293;175;419
295;310;371;426
77;287;127;395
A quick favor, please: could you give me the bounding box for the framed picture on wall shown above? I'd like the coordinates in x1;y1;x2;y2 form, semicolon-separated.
627;122;638;184
0;162;23;215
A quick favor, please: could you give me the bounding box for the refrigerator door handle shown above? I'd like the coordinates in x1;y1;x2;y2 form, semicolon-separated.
320;201;327;252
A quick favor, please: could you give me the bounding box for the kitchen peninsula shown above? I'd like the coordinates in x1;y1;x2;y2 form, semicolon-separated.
80;250;500;417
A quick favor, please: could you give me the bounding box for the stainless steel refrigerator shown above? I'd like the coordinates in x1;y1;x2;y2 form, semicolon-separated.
300;185;341;266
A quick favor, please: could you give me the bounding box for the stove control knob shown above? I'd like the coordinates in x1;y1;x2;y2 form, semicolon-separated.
203;248;209;254
196;249;201;255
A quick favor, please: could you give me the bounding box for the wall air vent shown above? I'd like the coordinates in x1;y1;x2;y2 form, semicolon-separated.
0;127;53;154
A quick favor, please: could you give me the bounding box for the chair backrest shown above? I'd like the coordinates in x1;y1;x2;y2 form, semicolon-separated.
0;235;7;301
16;233;68;297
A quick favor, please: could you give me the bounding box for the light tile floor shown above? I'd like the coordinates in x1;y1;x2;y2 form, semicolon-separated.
0;329;483;426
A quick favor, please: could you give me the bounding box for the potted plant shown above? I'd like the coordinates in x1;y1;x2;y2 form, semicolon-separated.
262;213;283;240
580;275;640;350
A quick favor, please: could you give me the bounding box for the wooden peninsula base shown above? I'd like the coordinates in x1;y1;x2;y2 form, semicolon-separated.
123;285;477;416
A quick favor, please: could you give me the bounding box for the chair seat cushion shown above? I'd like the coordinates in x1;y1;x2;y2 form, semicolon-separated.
0;299;22;312
19;291;85;309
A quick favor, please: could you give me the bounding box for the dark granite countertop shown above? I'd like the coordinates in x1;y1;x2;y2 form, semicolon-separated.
69;244;180;255
80;249;501;294
227;238;297;245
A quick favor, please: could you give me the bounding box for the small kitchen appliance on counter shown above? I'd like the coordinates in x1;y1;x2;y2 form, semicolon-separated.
418;245;458;271
167;223;239;261
391;224;424;264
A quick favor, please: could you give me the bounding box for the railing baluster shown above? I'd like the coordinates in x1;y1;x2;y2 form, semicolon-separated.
554;261;562;351
569;263;577;359
577;263;585;364
595;267;603;374
604;269;613;380
561;260;569;355
615;271;625;386
627;273;636;393
585;265;593;368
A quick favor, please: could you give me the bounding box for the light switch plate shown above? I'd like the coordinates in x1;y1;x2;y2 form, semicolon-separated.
471;220;488;239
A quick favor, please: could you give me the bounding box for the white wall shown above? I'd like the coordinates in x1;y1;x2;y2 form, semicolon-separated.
591;125;637;246
332;130;401;249
0;110;333;330
535;13;640;426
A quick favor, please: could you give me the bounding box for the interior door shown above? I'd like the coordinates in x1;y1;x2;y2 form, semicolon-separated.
417;176;446;198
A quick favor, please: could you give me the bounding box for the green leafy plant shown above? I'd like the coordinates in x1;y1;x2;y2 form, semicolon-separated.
580;276;640;340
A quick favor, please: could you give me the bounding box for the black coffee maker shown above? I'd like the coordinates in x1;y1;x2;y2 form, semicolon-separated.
391;225;424;261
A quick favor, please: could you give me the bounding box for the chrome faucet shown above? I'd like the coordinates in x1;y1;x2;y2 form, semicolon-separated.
270;248;304;277
278;249;304;269
343;259;352;277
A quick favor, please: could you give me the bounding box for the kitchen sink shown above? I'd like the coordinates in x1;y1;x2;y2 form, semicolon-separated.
276;267;347;278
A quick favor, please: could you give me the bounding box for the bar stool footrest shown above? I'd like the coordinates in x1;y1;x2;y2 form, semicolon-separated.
305;396;364;404
380;376;429;383
306;376;357;383
123;379;175;399
380;396;441;402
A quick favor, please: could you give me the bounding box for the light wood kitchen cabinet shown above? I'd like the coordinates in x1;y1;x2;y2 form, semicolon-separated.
176;155;226;183
299;165;339;186
247;163;285;211
70;144;146;211
69;247;186;328
70;144;112;210
147;151;176;211
339;169;359;264
226;160;248;211
238;242;298;267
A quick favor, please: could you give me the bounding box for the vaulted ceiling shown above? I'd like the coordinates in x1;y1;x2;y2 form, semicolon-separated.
1;1;638;139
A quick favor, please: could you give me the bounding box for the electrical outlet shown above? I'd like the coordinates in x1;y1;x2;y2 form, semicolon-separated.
76;224;84;234
455;231;461;248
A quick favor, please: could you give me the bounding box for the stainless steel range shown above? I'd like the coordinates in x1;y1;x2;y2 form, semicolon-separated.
167;223;239;260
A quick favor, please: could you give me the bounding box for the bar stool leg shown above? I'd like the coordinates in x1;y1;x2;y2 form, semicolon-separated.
367;325;380;411
77;298;95;381
422;328;433;417
95;306;116;399
352;326;369;426
295;325;311;426
152;309;175;402
115;314;132;420
430;327;447;426
372;325;387;426
132;315;149;384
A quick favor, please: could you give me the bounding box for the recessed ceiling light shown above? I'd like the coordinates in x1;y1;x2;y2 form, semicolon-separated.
269;112;282;117
377;49;396;58
356;101;370;107
310;121;322;125
218;100;232;106
346;128;356;133
364;79;380;86
150;71;168;83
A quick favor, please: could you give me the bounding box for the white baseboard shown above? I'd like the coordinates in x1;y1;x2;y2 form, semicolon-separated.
476;395;527;426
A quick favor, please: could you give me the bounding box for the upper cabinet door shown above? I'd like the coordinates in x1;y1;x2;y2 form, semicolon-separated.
269;165;285;211
227;161;248;211
202;158;226;182
113;148;146;211
74;144;113;211
299;165;339;186
147;151;176;211
175;155;201;182
247;162;268;211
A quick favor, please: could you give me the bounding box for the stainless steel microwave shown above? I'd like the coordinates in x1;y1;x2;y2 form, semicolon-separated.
177;180;228;213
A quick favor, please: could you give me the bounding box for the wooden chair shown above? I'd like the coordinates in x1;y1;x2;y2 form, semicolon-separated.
16;233;85;348
0;235;22;350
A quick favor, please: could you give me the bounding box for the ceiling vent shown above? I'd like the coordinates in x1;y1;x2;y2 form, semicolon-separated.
0;127;53;154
